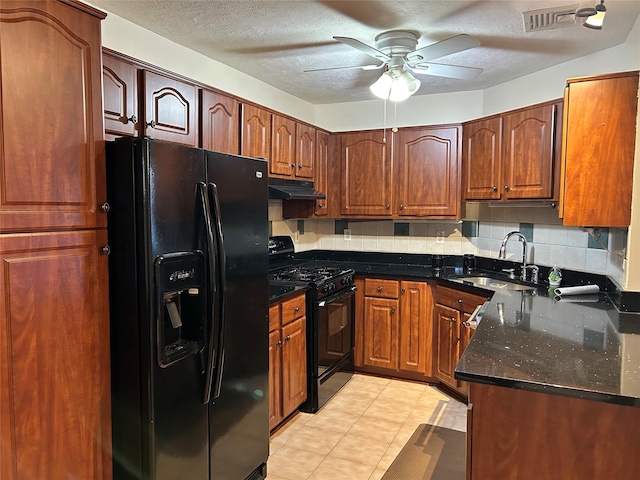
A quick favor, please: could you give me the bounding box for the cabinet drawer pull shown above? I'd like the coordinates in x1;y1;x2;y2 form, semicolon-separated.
458;299;463;304
127;114;137;124
318;203;324;208
147;120;157;128
100;202;110;213
100;245;111;256
294;307;300;312
377;286;383;292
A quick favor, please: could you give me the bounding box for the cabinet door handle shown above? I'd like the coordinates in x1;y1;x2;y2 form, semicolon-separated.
285;335;291;342
377;286;383;292
385;204;390;210
276;340;282;348
147;120;157;128
504;185;510;191
391;307;396;314
294;307;300;312
99;202;110;213
100;245;111;256
127;115;137;124
399;204;404;210
298;164;303;169
401;288;405;294
318;203;324;208
492;186;498;192
450;317;457;323
290;164;296;169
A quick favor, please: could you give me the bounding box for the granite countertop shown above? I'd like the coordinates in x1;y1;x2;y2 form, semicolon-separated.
454;286;640;407
269;283;306;303
269;250;640;406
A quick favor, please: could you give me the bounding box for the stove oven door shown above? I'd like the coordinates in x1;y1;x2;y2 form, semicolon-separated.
315;286;356;377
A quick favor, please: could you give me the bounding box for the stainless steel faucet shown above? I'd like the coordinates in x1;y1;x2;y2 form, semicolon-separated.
498;231;528;281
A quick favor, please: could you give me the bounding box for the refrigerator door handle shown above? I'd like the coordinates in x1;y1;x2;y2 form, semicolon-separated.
199;182;218;405
209;182;227;399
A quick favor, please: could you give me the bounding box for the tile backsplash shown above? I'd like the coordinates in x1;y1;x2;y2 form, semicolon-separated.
269;201;628;288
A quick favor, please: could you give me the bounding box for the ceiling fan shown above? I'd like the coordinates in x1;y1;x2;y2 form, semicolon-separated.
314;30;483;101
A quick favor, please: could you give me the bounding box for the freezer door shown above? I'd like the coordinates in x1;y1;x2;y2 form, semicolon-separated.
206;151;270;480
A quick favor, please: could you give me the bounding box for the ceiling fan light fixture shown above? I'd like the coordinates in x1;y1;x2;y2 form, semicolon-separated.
583;0;606;29
370;68;421;102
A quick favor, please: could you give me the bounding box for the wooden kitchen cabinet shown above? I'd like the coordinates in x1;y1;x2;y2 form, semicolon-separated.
463;100;561;202
360;278;433;379
434;285;488;396
103;51;138;139
241;103;271;161
200;88;240;154
270;113;296;176
269;293;307;430
560;71;639;227
0;0;107;232
341;131;392;216
0;230;112;480
295;123;316;179
142;70;199;146
395;125;461;218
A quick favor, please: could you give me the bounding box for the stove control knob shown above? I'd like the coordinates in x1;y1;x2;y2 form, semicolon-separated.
323;284;331;294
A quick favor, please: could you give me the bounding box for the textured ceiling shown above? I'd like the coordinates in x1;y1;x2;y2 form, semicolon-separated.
91;0;640;104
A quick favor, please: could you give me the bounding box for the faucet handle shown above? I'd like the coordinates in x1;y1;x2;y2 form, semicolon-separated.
501;268;516;279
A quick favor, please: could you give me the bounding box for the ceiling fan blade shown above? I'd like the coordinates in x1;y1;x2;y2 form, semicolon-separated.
405;34;480;63
333;36;390;62
409;62;483;80
304;63;383;73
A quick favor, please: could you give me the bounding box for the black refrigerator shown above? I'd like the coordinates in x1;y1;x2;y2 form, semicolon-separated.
106;137;269;480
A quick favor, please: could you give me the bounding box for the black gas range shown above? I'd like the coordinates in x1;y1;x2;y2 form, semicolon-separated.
269;236;356;412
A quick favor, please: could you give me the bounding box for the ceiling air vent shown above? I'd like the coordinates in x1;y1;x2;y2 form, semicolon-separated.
523;4;580;32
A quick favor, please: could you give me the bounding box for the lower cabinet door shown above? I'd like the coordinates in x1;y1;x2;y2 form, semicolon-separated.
434;303;460;388
363;297;399;369
0;230;111;480
281;317;307;418
269;329;283;430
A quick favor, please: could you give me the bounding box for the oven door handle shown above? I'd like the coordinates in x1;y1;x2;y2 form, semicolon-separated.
317;285;357;306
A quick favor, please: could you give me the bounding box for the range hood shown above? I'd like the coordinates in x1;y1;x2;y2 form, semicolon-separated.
268;178;326;201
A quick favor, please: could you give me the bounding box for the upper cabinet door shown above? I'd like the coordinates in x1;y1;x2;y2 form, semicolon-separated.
200;89;239;155
142;70;198;147
561;72;638;227
0;0;107;232
295;123;315;179
463;117;502;201
341;131;392;216
271;114;296;176
102;52;138;139
314;130;329;216
241;104;271;161
395;126;461;217
502;104;555;200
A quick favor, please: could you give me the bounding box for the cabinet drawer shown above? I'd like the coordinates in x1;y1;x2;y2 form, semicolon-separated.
281;294;306;325
364;278;400;299
436;285;488;314
269;304;281;332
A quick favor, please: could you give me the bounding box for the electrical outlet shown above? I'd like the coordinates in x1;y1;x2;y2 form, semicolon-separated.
436;231;445;244
344;229;352;241
294;230;299;242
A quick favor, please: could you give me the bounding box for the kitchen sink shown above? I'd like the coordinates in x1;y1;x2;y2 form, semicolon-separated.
450;274;536;291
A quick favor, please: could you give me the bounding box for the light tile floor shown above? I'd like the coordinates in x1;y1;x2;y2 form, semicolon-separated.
267;374;467;480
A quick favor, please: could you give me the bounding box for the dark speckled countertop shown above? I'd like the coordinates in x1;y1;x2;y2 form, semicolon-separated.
454;286;640;407
270;250;640;406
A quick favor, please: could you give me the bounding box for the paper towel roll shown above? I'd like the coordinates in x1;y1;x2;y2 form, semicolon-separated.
554;284;600;296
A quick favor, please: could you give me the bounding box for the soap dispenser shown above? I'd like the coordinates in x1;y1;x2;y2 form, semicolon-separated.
548;264;562;287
